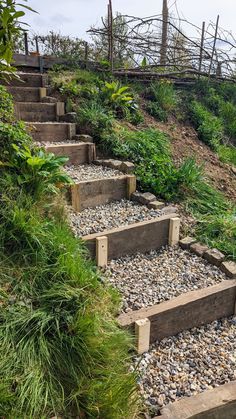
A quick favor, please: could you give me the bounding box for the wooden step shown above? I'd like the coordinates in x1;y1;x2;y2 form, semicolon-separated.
118;280;236;351
71;175;136;212
1;72;48;87
14;102;64;122
46;143;96;165
7;86;46;102
26;122;76;142
83;213;179;263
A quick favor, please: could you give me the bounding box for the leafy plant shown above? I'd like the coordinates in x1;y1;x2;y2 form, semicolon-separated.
218;144;236;166
76;101;114;139
189;100;223;150
0;0;36;77
0;85;14;122
101;81;138;117
145;80;177;121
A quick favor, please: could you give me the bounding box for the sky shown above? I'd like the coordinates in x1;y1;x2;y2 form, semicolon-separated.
24;0;236;40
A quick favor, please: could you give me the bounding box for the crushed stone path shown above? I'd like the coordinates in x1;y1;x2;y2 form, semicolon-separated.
132;316;236;416
105;247;227;313
68;199;163;236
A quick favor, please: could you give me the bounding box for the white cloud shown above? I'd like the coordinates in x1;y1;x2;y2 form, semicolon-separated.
24;0;236;40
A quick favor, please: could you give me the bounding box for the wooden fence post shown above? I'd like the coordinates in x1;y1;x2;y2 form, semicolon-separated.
24;32;29;56
198;21;205;78
208;15;220;78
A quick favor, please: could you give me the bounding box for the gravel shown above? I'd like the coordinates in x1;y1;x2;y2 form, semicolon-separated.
68;199;163;236
64;164;123;182
105;247;226;312
132;316;236;416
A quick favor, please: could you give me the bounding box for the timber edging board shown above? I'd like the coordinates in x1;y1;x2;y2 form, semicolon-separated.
158;380;236;419
118;280;236;344
83;213;178;260
71;175;136;211
46;143;95;165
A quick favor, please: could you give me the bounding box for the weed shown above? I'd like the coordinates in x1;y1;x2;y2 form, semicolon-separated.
218;144;236;166
76;101;114;139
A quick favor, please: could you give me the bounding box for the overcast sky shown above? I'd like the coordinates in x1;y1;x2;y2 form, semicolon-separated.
24;0;236;40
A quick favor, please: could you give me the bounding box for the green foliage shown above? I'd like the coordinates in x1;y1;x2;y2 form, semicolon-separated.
0;72;139;418
192;80;236;141
194;211;236;260
0;0;35;77
101;81;137;115
189;100;223;150
0;85;14;122
76;101;114;139
218;144;236;166
0;183;139;418
102;127;204;201
145;80;177;121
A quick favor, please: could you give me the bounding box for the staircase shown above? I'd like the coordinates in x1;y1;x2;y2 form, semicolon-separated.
6;71;236;419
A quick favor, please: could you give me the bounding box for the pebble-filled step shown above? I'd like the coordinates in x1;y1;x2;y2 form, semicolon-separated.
132;316;236;417
68;199;163;236
64;164;123;182
105;247;227;313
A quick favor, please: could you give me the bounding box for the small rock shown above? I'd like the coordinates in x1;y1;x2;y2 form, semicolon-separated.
41;96;57;103
161;206;178;215
179;237;197;250
138;192;157;205
190;242;209;257
148;200;165;210
120;161;135;174
60;112;77;123
221;261;236;279
203;248;225;267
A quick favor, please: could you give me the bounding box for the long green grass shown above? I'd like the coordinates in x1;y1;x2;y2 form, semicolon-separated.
0;85;140;418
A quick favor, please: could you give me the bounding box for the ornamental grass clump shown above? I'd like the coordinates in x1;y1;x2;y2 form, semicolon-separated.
0;86;139;418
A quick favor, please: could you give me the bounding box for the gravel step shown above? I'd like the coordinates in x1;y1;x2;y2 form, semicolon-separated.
105;247;226;313
68;199;163;237
132;316;236;416
64;164;123;182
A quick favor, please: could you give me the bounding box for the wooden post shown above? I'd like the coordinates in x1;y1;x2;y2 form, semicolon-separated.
71;185;81;212
39;87;47;101
169;217;181;246
56;102;65;119
160;0;169;66
96;236;108;268
35;36;39;54
84;42;88;69
135;318;151;354
108;0;114;71
208;15;220;78
127;175;136;199
24;32;29;56
198;21;205;78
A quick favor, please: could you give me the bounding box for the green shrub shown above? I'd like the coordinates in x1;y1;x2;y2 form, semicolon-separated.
101;81;137;117
219;101;236;139
101;127;204;201
189;100;223;150
0;85;14;122
218;144;236;166
0;184;139;418
145;80;177;121
76;101;114;139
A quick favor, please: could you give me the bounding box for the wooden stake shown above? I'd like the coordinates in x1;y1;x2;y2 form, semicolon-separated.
56;102;65;119
198;21;205;78
135;318;151;354
39;87;47;101
169;217;181;246
127;175;136;199
208;15;220;78
160;0;169;66
24;32;29;56
96;236;108;268
71;185;81;212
